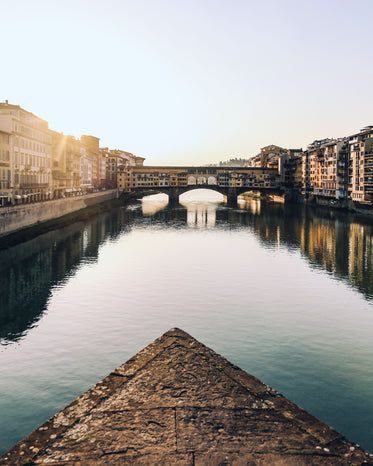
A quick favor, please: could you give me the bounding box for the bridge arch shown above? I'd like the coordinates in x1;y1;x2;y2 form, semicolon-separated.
178;185;227;196
127;185;283;207
180;187;224;201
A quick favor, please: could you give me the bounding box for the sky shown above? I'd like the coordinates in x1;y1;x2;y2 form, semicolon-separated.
1;0;372;165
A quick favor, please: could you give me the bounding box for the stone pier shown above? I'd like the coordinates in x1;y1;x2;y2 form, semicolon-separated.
1;328;372;465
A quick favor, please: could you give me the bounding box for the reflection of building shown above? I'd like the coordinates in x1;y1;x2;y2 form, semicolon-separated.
304;219;337;272
0;212;121;344
348;222;373;292
238;197;261;215
0;101;52;204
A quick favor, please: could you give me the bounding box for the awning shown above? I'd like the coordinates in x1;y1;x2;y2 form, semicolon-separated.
0;194;10;198
65;188;73;193
14;195;22;199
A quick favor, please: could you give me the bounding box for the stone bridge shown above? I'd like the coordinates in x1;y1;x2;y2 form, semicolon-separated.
118;166;283;205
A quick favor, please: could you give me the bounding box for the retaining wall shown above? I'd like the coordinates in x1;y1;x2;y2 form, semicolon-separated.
0;190;118;237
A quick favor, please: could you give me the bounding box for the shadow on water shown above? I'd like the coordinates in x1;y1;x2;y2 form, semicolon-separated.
1;197;372;346
0;208;132;344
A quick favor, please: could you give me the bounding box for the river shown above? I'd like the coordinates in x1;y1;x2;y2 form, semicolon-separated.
0;190;372;454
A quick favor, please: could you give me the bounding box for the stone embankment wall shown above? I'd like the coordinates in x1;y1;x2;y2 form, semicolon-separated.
0;190;118;237
286;191;373;217
310;196;373;216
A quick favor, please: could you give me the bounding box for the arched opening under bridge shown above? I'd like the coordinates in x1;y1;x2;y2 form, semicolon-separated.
180;189;224;203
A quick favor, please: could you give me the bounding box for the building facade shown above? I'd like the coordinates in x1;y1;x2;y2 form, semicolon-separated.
1;101;372;207
0;101;52;204
348;126;373;202
51;132;82;198
299;128;373;203
0;130;11;206
81;135;100;189
117;166;281;194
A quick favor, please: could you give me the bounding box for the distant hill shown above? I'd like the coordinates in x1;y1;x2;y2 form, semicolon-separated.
207;158;250;167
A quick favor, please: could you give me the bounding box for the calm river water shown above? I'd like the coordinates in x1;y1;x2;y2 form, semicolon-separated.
0;191;373;454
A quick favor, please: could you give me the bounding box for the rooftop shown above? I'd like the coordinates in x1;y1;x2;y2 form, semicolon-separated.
1;328;372;465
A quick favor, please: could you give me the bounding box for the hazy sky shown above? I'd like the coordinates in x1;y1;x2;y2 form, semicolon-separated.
1;0;372;165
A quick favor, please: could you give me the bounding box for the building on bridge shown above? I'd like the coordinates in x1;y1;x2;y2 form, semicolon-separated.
117;166;282;204
246;145;288;169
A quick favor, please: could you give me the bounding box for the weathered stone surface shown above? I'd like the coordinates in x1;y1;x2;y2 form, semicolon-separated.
194;452;363;465
111;334;177;377
95;343;258;411
176;407;321;453
1;327;372;465
35;409;176;463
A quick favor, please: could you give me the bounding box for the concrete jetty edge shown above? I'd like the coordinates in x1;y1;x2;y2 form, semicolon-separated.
1;328;372;465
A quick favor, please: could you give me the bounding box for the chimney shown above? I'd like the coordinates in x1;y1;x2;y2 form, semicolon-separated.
5;100;8;105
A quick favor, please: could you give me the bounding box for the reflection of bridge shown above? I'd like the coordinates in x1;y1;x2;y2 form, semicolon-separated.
118;166;282;205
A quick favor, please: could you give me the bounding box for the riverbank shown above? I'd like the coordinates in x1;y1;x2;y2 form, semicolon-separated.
0;191;123;249
238;192;270;201
290;193;373;220
0;189;171;249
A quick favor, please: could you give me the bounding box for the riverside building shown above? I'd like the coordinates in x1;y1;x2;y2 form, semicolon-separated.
81;135;101;190
51;131;82;198
0;101;52;204
299;128;373;204
1;100;372;207
348;126;373;202
0;130;11;206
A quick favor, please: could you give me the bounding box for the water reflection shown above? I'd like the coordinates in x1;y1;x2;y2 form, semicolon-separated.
180;200;219;227
141;193;168;215
1;198;373;346
238;197;262;215
0;209;132;345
